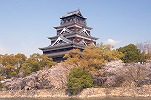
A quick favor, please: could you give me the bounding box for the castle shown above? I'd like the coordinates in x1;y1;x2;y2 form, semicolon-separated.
39;10;98;62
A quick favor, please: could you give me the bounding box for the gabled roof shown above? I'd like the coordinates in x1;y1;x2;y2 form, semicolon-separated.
79;28;90;36
79;39;87;46
51;35;72;46
48;32;98;41
59;28;72;35
60;9;86;19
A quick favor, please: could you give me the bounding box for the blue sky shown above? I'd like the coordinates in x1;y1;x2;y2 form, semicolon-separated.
0;0;151;56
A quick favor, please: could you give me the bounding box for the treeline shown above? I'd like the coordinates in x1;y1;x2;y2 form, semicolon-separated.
0;42;151;95
0;53;56;80
65;43;150;72
65;42;151;95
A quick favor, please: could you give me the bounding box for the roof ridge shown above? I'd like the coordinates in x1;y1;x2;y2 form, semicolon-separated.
60;9;86;19
67;9;80;14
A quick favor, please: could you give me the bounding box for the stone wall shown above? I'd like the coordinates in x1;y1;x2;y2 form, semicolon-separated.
1;85;151;98
79;85;151;98
0;89;67;98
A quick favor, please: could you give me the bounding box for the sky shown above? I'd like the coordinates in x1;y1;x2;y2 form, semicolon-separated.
0;0;151;56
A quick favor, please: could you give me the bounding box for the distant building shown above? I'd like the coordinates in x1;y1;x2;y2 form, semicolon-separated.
39;10;98;62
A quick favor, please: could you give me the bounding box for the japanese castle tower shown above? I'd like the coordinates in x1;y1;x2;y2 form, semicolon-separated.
39;10;98;62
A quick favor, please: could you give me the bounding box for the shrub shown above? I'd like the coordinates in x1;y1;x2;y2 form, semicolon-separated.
67;68;93;95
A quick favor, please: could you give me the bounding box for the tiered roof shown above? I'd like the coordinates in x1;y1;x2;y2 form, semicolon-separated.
39;10;98;61
60;9;86;19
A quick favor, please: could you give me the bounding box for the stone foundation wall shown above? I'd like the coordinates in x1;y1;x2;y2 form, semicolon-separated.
1;85;151;98
0;89;67;98
79;85;151;98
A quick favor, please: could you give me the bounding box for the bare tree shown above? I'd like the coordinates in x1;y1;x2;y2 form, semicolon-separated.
137;41;151;54
116;63;151;86
144;41;151;54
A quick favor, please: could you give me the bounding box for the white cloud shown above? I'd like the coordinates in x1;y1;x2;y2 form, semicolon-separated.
105;39;120;46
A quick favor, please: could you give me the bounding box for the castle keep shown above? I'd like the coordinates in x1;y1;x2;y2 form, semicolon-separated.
39;10;98;62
